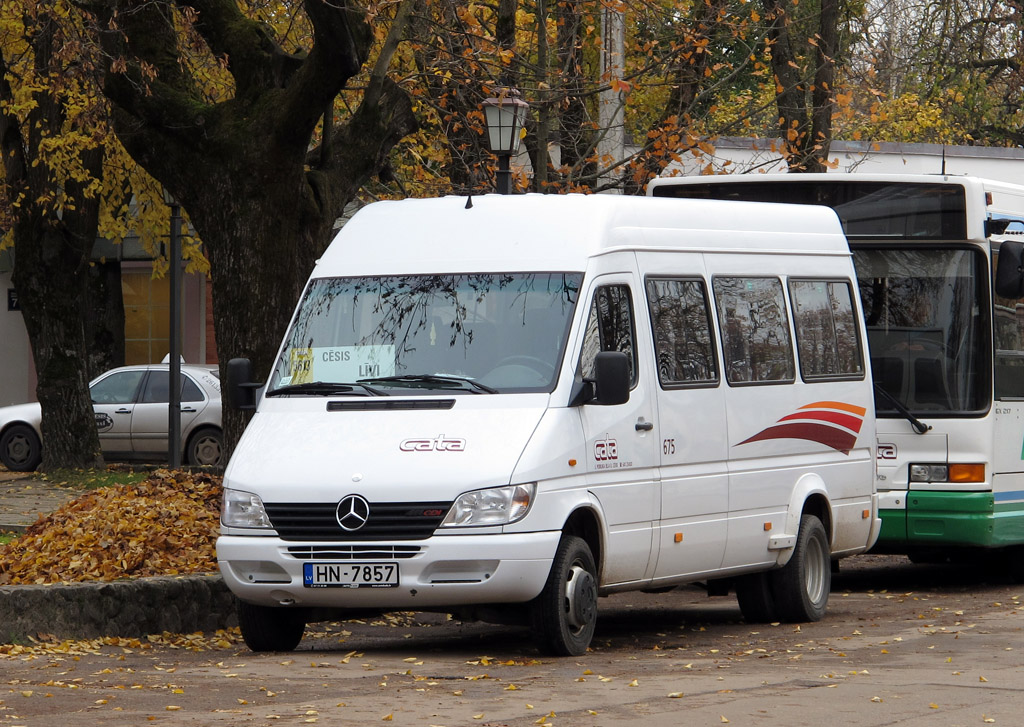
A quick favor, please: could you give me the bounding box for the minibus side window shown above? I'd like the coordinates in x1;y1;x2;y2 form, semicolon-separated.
713;277;795;385
645;278;718;387
790;280;865;380
578;285;637;385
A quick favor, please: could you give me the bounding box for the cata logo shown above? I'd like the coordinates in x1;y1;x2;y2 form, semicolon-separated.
400;434;466;452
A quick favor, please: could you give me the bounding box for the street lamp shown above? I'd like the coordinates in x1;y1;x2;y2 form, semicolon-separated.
162;188;182;469
482;89;530;194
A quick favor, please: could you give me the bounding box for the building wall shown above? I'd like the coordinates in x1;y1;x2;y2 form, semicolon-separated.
665;137;1024;183
0;261;213;406
0;267;34;407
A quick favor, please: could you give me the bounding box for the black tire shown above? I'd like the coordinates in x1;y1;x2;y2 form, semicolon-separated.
186;427;223;467
0;424;42;472
531;535;599;656
770;514;831;622
237;601;307;652
735;571;779;623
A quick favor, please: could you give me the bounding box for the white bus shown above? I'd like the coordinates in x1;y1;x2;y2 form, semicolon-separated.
219;194;879;655
649;173;1024;574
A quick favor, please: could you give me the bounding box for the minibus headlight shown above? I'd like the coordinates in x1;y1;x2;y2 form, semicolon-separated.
221;488;273;529
441;484;536;527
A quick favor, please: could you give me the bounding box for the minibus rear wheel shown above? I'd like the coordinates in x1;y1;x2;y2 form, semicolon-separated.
532;535;598;656
770;514;830;622
237;601;307;652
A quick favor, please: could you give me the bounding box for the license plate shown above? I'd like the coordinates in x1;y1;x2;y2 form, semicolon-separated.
303;562;399;588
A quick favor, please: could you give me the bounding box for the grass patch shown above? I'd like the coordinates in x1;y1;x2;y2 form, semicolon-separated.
0;531;17;546
35;467;150;491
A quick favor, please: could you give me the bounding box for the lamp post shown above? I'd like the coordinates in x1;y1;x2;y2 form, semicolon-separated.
481;89;529;194
162;188;182;469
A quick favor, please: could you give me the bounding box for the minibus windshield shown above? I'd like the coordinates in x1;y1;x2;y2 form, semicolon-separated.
269;273;583;395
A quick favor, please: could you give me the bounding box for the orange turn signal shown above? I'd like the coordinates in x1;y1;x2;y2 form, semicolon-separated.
949;463;985;483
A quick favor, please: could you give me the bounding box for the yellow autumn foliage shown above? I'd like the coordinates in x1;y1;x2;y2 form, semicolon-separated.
0;470;221;585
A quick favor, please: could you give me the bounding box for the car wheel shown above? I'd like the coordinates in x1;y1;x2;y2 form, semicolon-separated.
531;535;599;656
0;424;42;472
770;514;831;622
237;601;307;652
186;427;223;467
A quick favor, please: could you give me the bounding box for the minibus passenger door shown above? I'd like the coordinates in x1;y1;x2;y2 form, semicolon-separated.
575;280;661;586
643;274;729;580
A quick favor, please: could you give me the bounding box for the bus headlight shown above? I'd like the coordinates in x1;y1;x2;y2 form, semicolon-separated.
441;484;536;527
909;463;985;484
221;488;273;528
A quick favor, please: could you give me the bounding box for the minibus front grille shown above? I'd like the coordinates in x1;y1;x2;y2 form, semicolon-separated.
264;501;452;541
286;545;422;560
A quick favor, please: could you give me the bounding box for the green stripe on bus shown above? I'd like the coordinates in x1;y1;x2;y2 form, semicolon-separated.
876;491;1024;549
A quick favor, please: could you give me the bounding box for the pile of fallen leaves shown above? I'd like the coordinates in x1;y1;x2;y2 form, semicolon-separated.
0;469;221;585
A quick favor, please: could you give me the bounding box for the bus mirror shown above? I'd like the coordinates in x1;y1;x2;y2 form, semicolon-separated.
995;240;1024;299
226;357;262;410
593;351;630;406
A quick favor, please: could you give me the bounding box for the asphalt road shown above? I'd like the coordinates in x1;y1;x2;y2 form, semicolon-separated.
1;554;1021;726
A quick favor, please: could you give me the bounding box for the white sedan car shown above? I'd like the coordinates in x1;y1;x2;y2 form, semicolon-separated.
0;363;223;472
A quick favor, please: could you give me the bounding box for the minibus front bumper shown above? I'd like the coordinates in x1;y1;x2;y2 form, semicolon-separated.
217;530;562;608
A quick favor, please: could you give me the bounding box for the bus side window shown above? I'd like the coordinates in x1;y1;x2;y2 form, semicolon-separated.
993;253;1024;399
713;277;795;385
645;278;718;387
578;285;637;386
790;280;865;380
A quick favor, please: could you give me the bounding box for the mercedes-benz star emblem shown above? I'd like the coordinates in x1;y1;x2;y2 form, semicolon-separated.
336;495;371;532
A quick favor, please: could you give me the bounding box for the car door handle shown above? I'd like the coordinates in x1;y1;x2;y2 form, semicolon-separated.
115;408;132;415
635;418;654;431
180;406;197;413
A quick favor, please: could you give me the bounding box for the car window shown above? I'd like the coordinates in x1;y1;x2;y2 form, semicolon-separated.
90;371;146;405
141;373;206;403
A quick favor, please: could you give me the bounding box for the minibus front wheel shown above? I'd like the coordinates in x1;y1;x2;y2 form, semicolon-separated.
532;535;598;656
237;601;307;652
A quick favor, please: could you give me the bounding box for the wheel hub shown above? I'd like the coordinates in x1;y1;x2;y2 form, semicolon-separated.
565;565;597;631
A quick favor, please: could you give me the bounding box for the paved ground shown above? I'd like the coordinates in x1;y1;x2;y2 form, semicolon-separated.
0;469;83;533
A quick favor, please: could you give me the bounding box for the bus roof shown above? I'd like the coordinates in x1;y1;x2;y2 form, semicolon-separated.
648;172;1024;242
318;194;849;276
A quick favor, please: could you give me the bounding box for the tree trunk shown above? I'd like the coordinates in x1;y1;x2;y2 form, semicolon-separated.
0;25;105;472
96;0;417;455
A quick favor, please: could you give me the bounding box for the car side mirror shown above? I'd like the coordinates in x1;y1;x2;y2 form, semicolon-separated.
226;358;262;411
593;351;630;406
996;240;1024;299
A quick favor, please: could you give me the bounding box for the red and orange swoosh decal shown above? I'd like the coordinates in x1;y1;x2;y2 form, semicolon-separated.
738;401;867;454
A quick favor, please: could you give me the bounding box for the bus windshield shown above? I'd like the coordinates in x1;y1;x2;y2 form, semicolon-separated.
855;247;989;415
269;273;582;395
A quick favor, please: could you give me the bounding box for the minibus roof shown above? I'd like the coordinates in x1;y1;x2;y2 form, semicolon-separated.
318;194;849;276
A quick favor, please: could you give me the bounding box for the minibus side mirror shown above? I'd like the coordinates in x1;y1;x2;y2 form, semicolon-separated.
996;240;1024;299
593;351;631;406
226;357;262;411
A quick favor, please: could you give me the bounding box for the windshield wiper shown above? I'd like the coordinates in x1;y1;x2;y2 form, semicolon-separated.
266;381;386;397
874;383;931;434
359;374;498;394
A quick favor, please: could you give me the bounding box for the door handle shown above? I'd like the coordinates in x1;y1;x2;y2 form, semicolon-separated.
635;418;654;431
180;406;197;413
115;408;132;415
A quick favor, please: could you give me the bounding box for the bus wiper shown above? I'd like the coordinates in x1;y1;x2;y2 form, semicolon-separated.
266;381;386;397
359;374;498;394
874;383;931;434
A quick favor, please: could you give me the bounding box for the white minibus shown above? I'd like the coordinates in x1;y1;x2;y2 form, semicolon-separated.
218;194;879;656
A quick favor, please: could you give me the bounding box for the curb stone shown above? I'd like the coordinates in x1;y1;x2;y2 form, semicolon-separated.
0;574;238;644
